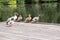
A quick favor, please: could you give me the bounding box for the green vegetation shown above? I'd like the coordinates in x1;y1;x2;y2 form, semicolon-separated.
0;0;60;23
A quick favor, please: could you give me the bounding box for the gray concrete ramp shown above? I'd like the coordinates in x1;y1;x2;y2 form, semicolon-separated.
0;22;60;40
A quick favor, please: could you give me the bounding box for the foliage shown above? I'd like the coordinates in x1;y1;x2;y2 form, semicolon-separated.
0;0;60;23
